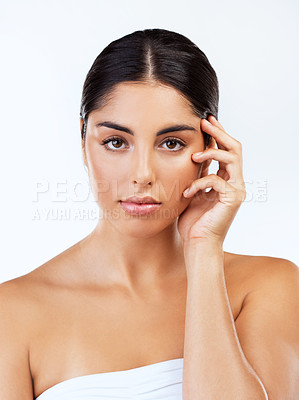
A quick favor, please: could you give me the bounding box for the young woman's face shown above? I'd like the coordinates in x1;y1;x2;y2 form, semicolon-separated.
82;82;209;237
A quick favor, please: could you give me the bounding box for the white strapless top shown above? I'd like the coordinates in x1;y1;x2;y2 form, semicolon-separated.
35;357;184;400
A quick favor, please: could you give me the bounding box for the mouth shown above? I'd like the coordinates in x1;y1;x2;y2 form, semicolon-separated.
120;195;161;204
119;198;162;216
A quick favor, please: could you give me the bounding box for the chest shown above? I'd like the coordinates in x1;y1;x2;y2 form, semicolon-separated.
30;265;246;398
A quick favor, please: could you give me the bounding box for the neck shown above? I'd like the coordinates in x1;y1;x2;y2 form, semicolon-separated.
79;217;186;293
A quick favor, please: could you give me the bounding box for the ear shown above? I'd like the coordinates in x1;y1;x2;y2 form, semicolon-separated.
80;118;88;169
198;137;216;178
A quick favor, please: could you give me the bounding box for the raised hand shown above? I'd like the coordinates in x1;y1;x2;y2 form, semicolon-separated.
177;115;246;246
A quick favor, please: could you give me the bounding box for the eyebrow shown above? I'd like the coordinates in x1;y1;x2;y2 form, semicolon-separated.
95;121;197;136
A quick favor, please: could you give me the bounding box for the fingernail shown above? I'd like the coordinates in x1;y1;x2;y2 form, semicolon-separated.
184;188;190;196
204;119;212;125
193;151;203;156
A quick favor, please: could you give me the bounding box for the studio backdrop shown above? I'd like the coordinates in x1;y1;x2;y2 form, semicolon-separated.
0;0;298;283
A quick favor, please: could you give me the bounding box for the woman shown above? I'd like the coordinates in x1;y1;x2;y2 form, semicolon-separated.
0;28;298;400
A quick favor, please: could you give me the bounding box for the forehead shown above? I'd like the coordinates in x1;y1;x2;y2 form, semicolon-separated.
89;82;199;125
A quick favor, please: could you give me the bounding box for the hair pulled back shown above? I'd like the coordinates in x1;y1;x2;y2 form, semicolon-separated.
80;28;219;148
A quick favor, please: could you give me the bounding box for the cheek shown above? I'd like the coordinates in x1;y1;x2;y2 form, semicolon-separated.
90;167;119;203
88;157;132;204
158;158;200;202
176;157;200;179
85;155;118;203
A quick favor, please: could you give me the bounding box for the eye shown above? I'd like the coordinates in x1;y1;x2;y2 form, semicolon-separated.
161;137;186;151
100;135;186;152
100;136;127;151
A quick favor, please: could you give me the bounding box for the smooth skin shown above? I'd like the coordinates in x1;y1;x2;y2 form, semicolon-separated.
0;81;298;399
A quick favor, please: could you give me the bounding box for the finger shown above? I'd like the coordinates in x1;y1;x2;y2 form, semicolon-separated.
192;148;243;182
183;174;246;204
193;148;235;163
184;174;226;196
201;118;242;152
208;117;229;151
207;116;231;153
208;115;224;130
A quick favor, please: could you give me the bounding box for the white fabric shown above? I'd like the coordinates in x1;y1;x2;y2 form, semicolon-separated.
35;357;184;399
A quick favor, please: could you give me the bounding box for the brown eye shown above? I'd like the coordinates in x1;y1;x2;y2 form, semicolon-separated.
161;137;186;151
110;139;123;148
100;136;186;152
100;136;127;151
165;139;177;150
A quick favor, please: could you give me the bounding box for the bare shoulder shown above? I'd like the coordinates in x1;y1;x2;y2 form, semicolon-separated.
0;240;81;315
224;250;298;282
0;271;43;324
224;253;299;398
0;265;57;338
0;276;35;353
0;272;37;307
223;251;299;311
224;252;299;314
0;276;39;399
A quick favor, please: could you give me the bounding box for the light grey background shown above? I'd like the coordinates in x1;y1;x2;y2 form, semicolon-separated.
0;0;298;283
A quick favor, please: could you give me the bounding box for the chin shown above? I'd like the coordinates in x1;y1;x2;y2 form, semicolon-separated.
114;211;182;239
115;219;168;238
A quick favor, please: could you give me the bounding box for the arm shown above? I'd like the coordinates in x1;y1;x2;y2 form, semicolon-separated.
182;241;268;400
178;115;299;399
234;257;299;399
0;281;34;399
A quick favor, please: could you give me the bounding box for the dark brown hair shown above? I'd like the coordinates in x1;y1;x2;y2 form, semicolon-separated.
80;28;219;148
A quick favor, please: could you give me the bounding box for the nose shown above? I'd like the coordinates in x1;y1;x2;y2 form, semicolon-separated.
130;147;155;187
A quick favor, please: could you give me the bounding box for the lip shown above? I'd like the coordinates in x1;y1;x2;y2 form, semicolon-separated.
121;195;161;204
119;201;162;216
